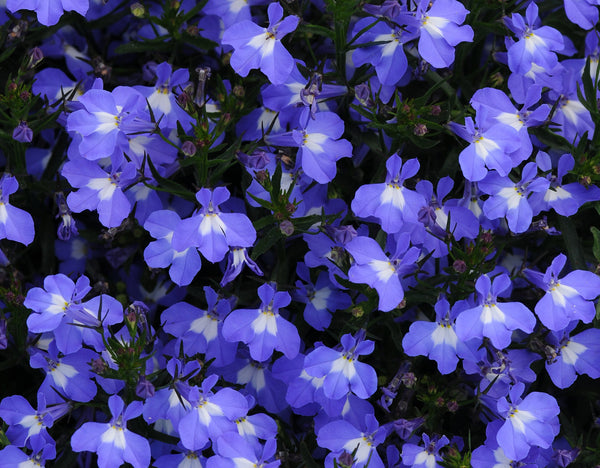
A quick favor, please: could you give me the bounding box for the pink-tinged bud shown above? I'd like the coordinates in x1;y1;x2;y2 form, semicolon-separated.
181;140;197;156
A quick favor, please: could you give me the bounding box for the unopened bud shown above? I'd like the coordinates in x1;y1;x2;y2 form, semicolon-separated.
131;2;145;17
279;220;294;236
452;259;467;273
181;140;197;156
413;123;428;136
232;85;245;98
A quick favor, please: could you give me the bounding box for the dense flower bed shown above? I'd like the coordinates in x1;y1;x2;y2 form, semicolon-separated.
0;0;600;466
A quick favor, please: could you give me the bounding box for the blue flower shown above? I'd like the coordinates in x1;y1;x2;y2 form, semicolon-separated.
523;253;600;330
222;2;299;84
71;395;150;468
303;331;377;400
495;383;560;461
222;283;300;362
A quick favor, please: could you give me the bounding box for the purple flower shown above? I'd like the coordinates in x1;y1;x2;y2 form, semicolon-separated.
294;263;351;331
402;297;470;374
30;344;98;404
162;287;238;367
171;187;256;263
545;326;600;388
177;374;248;450
317;414;389;468
449;116;520;182
479;163;550;234
351;17;418;86
66;86;153;162
62;157;137;228
523;253;600;330
531;152;600;216
220;246;264;287
0;392;69;447
564;0;599;29
495;383;560;460
0;174;35;245
208;433;280;468
303;331;377;400
222;283;300;362
401;433;449;468
454;273;536;349
71;395;150;468
352;154;425;233
413;0;474;68
504;3;565;75
346;233;420;312
266;111;353;184
12;121;33;143
143;209;202;286
134;61;194;131
7;0;89;26
222;2;299;84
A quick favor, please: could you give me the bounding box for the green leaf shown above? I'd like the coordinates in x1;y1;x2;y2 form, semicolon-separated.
591;226;600;262
251;226;283;260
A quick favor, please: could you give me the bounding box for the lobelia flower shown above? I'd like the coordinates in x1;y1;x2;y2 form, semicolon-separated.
414;176;480;257
220;246;264;287
470;86;550;166
495;382;560;461
471;419;544;467
12;121;33;143
462;346;540;399
134;61;195;131
479;163;550;234
66;86;154;163
544;325;600;388
352;154;426;233
71;394;150;468
221;2;299;85
351;15;418;87
232;395;278;442
564;0;600;29
29;343;98;404
293;262;351;331
177;374;248;450
449;115;521;182
222;283;300;362
215;350;289;414
401;433;450;468
523;253;600;330
303;330;377;401
504;3;565;75
25;274;123;354
55;191;78;240
0;438;56;467
411;0;474;69
61;156;137;228
317;414;390;468
171;187;257;263
143;209;202;287
266;111;353;184
162;287;238;367
0;174;35;245
7;0;89;26
346;233;420;312
0;392;69;448
531;152;600;216
454;273;536;349
402;297;472;374
208;433;280;468
142;358;199;429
